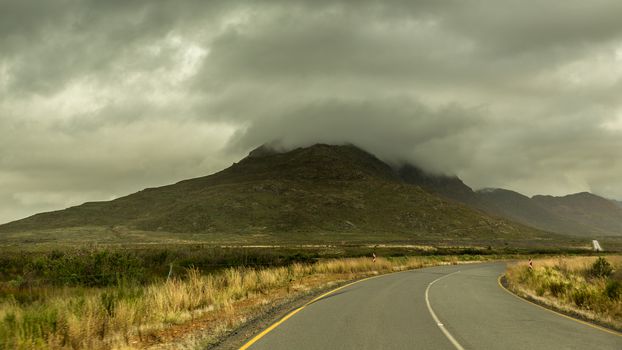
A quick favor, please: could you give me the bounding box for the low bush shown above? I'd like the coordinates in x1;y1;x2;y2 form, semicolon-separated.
605;280;622;300
548;280;567;297
589;257;614;278
571;287;592;307
23;250;146;287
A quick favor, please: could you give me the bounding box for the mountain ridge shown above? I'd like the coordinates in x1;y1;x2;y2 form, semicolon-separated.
400;169;622;237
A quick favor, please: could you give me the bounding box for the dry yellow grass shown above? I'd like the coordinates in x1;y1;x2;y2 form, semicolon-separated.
505;255;622;330
0;255;490;349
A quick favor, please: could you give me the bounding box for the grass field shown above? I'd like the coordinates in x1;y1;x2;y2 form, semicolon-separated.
505;255;622;330
1;243;615;349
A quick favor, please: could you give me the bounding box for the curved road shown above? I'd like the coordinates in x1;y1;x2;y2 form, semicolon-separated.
242;263;620;349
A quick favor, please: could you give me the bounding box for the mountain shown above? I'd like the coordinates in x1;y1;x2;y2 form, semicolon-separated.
0;144;550;244
532;193;622;236
474;189;598;236
400;164;622;237
396;166;570;233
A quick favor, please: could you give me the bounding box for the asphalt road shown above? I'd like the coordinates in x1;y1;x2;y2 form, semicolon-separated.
242;263;621;350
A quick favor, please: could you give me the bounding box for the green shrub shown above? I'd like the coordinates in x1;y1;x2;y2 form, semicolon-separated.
548;281;567;297
605;280;622;300
571;287;592;307
22;250;146;287
589;257;613;278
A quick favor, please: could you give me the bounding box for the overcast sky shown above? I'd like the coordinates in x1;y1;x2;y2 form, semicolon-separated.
1;0;622;224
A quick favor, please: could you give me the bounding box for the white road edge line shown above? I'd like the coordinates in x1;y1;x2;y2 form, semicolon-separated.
425;271;466;350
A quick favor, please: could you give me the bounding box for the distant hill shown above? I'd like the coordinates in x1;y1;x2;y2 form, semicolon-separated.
0;144;550;244
475;189;603;236
400;164;622;237
532;193;622;236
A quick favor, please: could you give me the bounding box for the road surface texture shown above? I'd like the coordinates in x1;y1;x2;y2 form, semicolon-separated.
242;263;620;350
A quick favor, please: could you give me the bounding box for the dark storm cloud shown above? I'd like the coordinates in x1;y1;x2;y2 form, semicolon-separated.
1;0;622;223
225;98;488;172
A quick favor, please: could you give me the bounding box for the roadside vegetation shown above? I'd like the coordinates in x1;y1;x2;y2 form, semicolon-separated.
0;246;510;349
504;255;622;331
